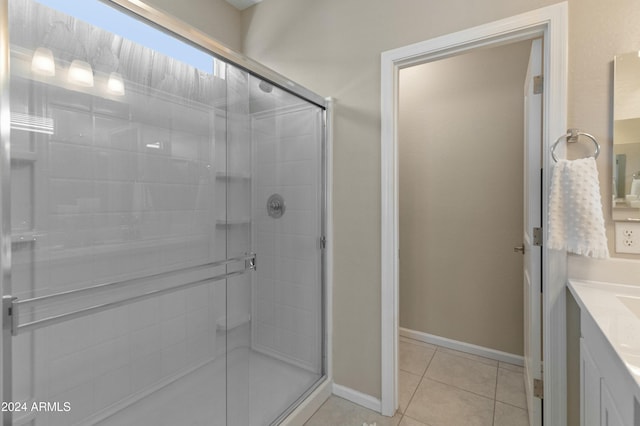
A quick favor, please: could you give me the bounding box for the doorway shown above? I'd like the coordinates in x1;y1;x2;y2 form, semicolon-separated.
380;3;569;425
396;37;537;426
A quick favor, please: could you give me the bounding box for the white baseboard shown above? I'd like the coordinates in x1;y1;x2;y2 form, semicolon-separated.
280;378;332;426
399;327;524;366
332;383;381;413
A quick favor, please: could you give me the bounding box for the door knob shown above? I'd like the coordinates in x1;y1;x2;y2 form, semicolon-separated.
514;245;525;254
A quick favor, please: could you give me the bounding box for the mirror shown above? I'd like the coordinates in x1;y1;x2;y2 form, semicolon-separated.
613;51;640;221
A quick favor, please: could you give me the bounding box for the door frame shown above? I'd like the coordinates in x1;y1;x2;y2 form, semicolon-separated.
380;3;569;424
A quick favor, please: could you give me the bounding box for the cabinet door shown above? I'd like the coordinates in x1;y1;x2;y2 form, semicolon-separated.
581;339;601;426
601;380;625;426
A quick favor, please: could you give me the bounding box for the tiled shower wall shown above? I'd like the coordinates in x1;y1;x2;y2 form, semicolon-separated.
10;80;229;426
251;105;323;373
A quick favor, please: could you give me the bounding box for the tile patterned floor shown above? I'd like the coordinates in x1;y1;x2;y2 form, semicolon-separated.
305;336;529;426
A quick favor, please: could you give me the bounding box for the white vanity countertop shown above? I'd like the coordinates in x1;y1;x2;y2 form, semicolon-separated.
568;279;640;390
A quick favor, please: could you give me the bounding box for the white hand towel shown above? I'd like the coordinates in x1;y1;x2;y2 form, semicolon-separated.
548;157;609;258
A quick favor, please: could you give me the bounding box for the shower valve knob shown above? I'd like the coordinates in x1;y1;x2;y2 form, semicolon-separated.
267;194;285;218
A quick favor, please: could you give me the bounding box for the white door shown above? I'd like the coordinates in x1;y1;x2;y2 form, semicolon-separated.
523;37;543;426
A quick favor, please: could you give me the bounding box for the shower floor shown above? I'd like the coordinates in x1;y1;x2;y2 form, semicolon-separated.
97;330;320;426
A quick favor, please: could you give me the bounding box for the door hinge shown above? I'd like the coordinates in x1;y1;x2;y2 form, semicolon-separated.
533;227;543;246
534;378;544;399
533;75;543;94
320;236;327;250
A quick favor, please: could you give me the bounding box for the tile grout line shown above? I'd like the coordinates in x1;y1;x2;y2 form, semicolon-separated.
420;375;496;401
399;347;437;425
495;366;529;413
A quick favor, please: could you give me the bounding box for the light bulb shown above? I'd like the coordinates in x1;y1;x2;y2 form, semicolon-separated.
107;72;125;96
31;47;55;76
68;60;94;87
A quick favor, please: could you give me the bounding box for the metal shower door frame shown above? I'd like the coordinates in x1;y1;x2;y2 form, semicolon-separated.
0;1;330;425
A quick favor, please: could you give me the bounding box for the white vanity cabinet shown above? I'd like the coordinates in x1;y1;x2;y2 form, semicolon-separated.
580;338;625;426
569;280;640;426
601;380;625;426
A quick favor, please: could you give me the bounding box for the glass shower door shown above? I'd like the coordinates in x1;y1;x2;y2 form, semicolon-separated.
225;71;325;425
3;1;325;425
5;0;234;424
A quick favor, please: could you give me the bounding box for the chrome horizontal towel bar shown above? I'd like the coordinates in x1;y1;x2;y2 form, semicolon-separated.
15;253;256;309
3;253;256;336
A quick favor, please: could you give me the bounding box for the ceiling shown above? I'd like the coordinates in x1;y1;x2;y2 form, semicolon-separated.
224;0;263;10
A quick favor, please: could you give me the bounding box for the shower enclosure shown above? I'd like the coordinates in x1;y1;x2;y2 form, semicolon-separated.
0;0;328;425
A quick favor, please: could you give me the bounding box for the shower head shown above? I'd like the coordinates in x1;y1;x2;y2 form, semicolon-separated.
258;80;273;93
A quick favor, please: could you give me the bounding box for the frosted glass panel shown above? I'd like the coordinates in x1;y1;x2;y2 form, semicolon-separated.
8;0;227;424
225;74;324;425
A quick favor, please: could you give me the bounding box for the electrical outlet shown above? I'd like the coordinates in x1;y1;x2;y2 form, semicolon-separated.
615;222;640;254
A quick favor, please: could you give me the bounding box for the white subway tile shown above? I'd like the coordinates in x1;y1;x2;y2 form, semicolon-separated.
278;160;315;186
186;307;211;339
93;336;130;377
160;291;186;321
48;317;95;359
279;234;317;260
161;342;188;376
48;380;94;426
130;352;162;392
130;324;161;360
186;284;210;312
128;297;160;331
256;299;275;326
93;365;132;411
161;315;187;348
280;209;316;236
93;306;129;341
280;135;315;162
49;347;95;395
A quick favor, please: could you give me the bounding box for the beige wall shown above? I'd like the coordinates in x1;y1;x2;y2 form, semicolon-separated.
145;0;242;51
240;0;640;401
241;0;559;399
568;0;640;258
398;41;531;356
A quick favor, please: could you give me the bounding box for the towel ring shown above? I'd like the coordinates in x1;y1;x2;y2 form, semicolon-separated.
551;128;600;163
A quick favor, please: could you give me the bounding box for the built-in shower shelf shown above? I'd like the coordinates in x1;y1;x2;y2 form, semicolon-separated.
215;172;250;180
216;218;250;226
11;151;37;162
216;313;250;331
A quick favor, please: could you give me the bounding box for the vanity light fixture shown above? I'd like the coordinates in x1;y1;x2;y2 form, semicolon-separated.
31;47;56;76
67;60;94;87
107;72;125;96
